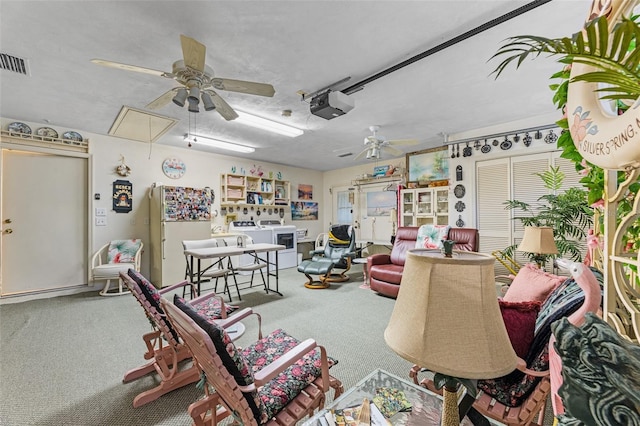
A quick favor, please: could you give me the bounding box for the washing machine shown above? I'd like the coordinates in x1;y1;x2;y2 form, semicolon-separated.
257;220;298;269
227;221;274;273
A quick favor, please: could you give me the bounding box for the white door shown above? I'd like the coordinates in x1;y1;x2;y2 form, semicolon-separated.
1;149;88;295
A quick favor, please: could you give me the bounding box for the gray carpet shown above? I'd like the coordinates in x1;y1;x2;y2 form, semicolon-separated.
0;266;552;425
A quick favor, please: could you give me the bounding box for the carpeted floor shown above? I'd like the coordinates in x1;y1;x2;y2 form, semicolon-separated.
0;265;553;425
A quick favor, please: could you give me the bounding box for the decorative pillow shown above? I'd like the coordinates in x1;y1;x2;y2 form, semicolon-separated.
503;263;565;303
498;300;541;358
173;295;262;421
173;295;253;386
415;225;450;249
190;295;238;319
108;239;142;264
128;269;180;343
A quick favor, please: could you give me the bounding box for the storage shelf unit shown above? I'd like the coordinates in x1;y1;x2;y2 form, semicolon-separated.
400;188;448;227
221;173;290;207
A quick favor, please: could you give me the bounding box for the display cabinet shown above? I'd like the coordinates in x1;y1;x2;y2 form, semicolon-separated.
400;188;448;227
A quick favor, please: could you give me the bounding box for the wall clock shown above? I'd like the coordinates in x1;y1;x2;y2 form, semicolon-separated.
162;158;186;179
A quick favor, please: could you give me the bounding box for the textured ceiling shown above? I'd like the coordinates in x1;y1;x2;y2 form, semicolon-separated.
0;1;592;171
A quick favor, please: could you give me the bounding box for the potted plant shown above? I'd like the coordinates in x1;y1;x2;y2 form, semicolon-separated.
503;166;593;264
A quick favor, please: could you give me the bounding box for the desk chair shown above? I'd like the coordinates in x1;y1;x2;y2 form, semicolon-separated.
91;239;143;296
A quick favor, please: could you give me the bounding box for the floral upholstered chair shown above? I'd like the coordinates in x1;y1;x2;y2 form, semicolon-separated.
91;239;143;296
161;295;344;426
120;269;256;408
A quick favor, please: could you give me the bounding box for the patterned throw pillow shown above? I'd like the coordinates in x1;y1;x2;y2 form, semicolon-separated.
108;239;142;263
128;269;180;343
498;300;541;359
415;225;450;249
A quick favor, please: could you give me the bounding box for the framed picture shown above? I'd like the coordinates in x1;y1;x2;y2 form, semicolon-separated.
366;191;397;217
298;184;313;200
406;147;449;185
291;201;318;220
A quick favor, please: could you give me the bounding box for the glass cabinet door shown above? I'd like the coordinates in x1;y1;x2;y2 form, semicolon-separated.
416;189;433;216
400;190;415;226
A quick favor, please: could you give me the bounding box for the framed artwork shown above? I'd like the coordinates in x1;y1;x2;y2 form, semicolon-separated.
298;184;313;200
291;201;318;220
406;147;449;184
366;191;397;217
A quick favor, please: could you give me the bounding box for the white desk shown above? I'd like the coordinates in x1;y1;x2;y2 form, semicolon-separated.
184;243;285;298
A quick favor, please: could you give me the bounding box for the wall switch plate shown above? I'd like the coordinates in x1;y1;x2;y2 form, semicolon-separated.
95;208;107;216
95;217;107;226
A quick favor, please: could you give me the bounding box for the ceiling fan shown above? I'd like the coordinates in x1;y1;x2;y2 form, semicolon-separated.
354;125;419;160
91;34;275;121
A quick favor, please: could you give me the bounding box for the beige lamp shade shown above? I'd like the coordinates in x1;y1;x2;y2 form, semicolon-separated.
517;226;558;255
384;249;517;379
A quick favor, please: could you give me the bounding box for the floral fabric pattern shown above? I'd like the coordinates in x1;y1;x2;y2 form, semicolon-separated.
415;225;450;249
107;239;142;263
190;296;238;319
129;269;181;343
241;329;337;423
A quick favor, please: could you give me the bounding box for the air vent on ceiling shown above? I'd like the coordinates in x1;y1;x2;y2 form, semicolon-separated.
0;53;30;76
337;152;353;158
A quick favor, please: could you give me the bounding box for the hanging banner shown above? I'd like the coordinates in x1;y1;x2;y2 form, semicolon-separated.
113;180;133;213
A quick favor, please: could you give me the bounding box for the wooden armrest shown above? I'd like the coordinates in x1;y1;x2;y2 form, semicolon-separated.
217;308;254;327
159;280;194;295
515;357;549;378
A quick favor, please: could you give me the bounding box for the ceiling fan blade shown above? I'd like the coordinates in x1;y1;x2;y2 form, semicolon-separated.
205;90;239;121
180;34;206;72
212;78;275;97
382;145;404;156
146;88;178;110
354;148;370;160
91;59;172;78
387;138;419;146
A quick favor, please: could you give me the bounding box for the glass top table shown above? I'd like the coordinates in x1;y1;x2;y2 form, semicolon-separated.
304;369;477;426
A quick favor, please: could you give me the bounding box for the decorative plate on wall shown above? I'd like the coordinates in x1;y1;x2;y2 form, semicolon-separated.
35;127;58;140
8;122;31;136
62;131;83;142
454;184;466;199
455;201;466;212
162;157;186;179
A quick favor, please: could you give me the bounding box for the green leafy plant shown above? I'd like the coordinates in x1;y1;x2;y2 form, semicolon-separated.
491;13;640;257
504;166;593;263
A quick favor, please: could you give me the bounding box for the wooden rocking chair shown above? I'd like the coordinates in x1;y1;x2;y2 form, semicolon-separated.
120;269;257;408
161;295;344;426
409;261;603;426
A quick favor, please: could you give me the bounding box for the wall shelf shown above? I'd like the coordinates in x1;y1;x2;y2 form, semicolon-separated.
1;130;89;153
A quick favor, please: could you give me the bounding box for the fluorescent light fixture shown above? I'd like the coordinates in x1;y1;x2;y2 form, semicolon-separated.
235;110;303;137
184;134;255;153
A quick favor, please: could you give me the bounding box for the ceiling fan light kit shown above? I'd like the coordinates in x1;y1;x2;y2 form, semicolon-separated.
183;134;255;153
172;88;187;107
92;34;275;124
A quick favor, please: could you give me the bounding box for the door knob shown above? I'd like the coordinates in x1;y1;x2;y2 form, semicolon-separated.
3;228;13;234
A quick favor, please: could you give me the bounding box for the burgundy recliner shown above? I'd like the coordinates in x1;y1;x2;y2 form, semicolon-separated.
367;226;479;298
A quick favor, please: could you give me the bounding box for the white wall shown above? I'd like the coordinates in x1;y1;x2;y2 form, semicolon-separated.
1;117;324;282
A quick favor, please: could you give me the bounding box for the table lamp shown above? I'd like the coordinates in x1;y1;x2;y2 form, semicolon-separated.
517;226;558;268
385;249;517;426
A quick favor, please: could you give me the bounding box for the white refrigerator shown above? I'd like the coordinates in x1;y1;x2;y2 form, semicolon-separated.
149;184;213;288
